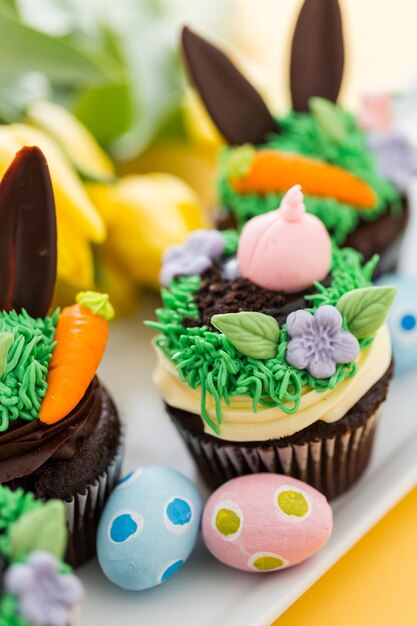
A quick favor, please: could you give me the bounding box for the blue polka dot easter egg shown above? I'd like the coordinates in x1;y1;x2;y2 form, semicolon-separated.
378;274;417;374
97;466;202;590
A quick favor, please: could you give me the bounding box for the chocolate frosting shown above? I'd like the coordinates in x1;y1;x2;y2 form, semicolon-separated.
181;26;278;145
290;0;344;112
0;378;102;483
183;262;332;328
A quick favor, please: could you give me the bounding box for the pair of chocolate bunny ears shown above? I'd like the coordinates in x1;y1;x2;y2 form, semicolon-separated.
0;147;56;319
0;0;343;319
182;0;344;144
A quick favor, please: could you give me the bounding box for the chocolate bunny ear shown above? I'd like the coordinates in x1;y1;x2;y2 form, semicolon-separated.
181;26;278;145
0;146;57;317
290;0;344;112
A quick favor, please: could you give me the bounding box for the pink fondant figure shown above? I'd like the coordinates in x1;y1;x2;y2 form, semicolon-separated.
237;185;332;292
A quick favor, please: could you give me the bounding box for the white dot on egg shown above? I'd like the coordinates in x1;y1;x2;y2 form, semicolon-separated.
273;486;312;523
247;551;288;572
163;497;194;535
211;500;243;542
108;510;144;544
116;468;143;490
158;558;185;584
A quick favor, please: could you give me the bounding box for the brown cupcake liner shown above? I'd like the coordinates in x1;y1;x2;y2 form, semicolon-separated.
64;429;124;568
170;411;380;500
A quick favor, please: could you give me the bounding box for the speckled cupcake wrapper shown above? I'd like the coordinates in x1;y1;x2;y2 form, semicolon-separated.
169;410;380;500
64;430;124;569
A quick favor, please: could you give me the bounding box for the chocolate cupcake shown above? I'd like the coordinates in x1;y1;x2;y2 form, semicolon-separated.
180;0;415;276
148;185;396;499
0;484;84;626
0;146;123;567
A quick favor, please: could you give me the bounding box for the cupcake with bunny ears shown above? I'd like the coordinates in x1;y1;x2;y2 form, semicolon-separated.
0;147;123;568
148;185;396;499
181;0;414;277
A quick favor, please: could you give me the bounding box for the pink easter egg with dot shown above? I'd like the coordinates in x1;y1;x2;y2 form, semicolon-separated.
237;185;332;293
202;474;332;573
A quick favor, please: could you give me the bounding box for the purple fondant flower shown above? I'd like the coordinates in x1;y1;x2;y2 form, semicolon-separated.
5;551;84;626
367;132;417;192
160;229;225;286
186;230;225;257
286;305;360;379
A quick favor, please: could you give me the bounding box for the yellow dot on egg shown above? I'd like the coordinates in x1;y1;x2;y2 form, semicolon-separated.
215;508;241;536
253;556;284;571
277;489;309;518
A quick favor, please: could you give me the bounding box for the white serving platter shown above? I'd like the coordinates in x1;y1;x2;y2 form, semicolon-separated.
78;187;417;626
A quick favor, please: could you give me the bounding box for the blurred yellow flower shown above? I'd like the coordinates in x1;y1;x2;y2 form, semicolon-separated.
87;172;208;290
182;88;224;148
26;100;116;182
0;101;212;313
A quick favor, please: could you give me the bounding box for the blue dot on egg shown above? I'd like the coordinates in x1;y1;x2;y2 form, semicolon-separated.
400;314;416;332
161;559;184;582
166;498;192;527
118;471;134;486
110;514;139;543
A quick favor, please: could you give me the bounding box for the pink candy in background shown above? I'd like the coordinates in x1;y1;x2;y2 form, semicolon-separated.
358;92;393;132
202;474;333;573
237;185;332;293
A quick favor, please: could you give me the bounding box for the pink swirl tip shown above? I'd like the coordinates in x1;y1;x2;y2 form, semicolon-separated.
280;185;305;222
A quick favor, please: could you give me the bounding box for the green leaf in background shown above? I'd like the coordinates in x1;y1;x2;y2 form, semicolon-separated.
0;0;229;157
336;286;397;339
211;312;280;359
0;0;18;19
75;82;133;146
0;10;121;85
9;499;67;560
309;97;348;144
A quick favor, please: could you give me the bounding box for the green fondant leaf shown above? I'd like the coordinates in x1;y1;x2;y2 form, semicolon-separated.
337;286;397;339
9;500;67;560
211;312;280;359
0;332;13;379
309;97;347;144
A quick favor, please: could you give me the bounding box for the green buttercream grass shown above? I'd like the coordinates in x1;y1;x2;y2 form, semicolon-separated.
147;246;377;435
0;309;58;432
0;595;30;626
218;108;401;240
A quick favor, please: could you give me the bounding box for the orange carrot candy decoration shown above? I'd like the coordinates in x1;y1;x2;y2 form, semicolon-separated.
230;149;377;210
39;291;115;425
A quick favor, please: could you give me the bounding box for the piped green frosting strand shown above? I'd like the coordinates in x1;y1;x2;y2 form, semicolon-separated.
0;595;30;626
0;309;58;432
218;109;401;240
148;247;376;434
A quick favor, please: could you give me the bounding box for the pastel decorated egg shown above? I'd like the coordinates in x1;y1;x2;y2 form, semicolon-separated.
378;274;417;374
97;466;202;590
202;474;332;572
